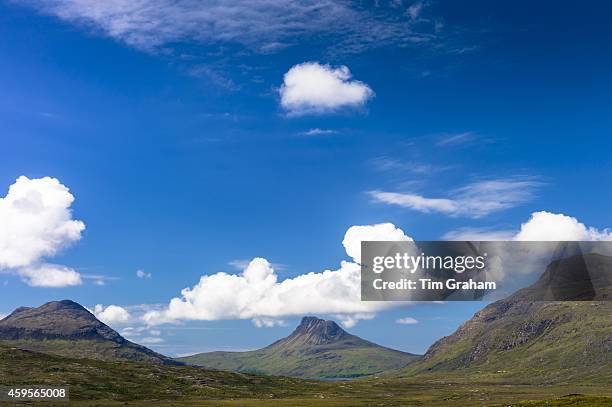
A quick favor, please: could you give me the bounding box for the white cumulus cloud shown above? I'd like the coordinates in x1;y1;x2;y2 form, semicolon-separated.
514;211;612;241
143;223;410;327
280;62;374;116
0;176;85;268
19;264;82;287
442;211;612;283
94;304;131;326
334;313;375;328
342;223;412;264
0;176;85;287
252;317;288;328
444;211;612;242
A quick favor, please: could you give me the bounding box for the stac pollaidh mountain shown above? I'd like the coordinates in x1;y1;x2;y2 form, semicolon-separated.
178;316;419;378
0;299;176;364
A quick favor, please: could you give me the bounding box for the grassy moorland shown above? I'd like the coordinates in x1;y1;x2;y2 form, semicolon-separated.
1;344;610;406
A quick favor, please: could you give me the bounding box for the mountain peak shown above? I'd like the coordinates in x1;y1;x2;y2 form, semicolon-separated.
295;316;344;339
297;316;340;330
0;300;176;365
273;316;352;347
0;299;119;342
39;299;89;312
299;316;324;325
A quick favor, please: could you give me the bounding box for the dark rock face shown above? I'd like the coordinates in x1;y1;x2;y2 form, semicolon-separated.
0;300;123;342
265;316;375;351
527;252;611;301
291;317;350;345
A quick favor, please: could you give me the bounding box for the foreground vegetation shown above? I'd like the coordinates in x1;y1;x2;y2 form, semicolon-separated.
1;344;610;406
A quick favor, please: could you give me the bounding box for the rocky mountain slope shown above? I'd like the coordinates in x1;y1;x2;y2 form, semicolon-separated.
402;253;612;383
0;299;175;364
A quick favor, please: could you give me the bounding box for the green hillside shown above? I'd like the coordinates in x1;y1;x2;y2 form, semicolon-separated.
178;316;419;378
401;253;612;384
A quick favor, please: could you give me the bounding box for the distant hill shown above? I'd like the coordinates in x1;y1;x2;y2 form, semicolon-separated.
178;316;419;378
402;253;612;383
0;300;176;364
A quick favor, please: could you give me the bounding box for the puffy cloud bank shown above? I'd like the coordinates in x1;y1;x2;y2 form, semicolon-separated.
139;211;610;327
93;304;131;325
19;264;82;287
445;211;612;242
514;211;612;241
0;176;85;287
143;223;409;327
280;62;374;116
444;211;612;284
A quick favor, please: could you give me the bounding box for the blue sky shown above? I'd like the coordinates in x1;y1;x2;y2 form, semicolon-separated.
1;0;611;356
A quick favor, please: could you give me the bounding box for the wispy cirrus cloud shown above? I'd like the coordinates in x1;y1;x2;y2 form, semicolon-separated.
17;0;443;55
435;131;476;147
407;1;426;21
81;273;121;286
396;316;418;325
301;128;338;137
136;269;152;279
369;177;542;218
369;156;448;174
442;227;516;241
139;336;164;344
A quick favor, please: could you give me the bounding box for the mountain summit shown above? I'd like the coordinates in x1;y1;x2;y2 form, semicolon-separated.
178;316;418;378
291;316;349;344
0;300;122;341
0;300;175;364
268;316;368;349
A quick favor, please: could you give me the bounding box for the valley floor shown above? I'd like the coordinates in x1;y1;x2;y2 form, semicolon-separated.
1;345;610;406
